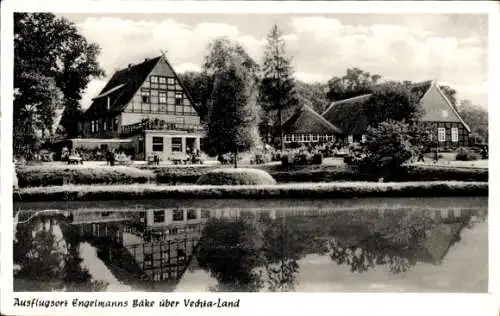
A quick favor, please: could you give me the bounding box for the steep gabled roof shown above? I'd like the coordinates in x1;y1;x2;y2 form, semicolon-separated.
283;104;343;135
84;56;162;119
321;81;471;133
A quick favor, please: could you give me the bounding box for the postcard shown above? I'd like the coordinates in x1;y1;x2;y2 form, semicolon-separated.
1;1;499;315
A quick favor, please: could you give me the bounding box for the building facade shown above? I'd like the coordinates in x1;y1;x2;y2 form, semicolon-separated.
80;55;204;161
282;104;344;148
321;81;471;149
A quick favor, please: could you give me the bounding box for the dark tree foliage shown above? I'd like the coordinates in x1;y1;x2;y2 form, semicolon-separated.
457;100;488;144
294;81;330;115
363;82;423;128
204;39;261;165
177;71;213;122
439;85;458;111
14;13;104;140
326;68;382;102
358;120;416;176
196;217;265;292
260;24;299;150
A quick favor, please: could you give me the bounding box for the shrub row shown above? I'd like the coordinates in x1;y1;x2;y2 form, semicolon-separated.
16;166;156;188
17;164;488;188
15;182;488;202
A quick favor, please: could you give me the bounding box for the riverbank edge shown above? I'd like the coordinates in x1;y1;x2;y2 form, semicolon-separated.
14;181;488;202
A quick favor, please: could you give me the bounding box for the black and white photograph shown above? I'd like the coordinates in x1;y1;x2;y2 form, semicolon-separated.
1;1;498;315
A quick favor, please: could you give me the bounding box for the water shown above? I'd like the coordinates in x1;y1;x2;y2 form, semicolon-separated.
13;197;488;292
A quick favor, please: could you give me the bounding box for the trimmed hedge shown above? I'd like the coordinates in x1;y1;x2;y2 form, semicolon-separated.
196;168;277;185
16;166;156;188
17;163;488;188
15;181;488;202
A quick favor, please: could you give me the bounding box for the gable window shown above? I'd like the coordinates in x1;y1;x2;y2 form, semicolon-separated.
175;92;183;105
141;89;150;104
153;210;165;223
151;76;158;84
167;78;175;85
159;77;166;84
172;137;182;152
438;128;446;142
152;136;164;152
442;110;449;118
451;127;459;142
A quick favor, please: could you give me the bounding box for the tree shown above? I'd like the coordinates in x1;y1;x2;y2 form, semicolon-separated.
196;217;265;292
294;81;330;115
260;24;299;151
439;85;458;112
204;39;261;167
177;71;213;122
363;82;423;128
358;120;416;177
457;100;488;144
13;71;63;156
326;68;382;102
14;13;104;139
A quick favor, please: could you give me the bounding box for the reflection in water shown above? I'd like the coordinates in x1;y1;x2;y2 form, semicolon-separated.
13;202;488;292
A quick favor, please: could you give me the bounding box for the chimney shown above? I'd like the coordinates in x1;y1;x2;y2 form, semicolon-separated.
144;58;149;62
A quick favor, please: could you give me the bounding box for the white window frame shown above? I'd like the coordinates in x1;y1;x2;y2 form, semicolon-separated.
361;135;366;143
312;134;319;142
285;134;292;143
304;134;311;142
438;128;446;142
297;134;304;142
347;135;354;144
451;127;458;142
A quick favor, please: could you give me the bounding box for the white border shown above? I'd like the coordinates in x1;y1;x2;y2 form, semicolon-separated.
1;1;499;316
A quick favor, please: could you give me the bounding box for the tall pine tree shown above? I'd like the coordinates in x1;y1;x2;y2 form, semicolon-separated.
260;24;299;151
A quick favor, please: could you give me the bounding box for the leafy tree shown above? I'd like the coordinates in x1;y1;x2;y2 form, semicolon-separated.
177;71;213;122
294;81;330;115
260;24;299;151
196;217;265;292
13;71;63;156
204;39;261;167
326;68;382;102
439;85;458;111
457;100;488;144
363;82;423;128
358;120;416;177
14;13;104;139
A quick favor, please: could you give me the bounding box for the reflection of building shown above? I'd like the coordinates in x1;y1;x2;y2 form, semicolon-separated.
79;55;204;160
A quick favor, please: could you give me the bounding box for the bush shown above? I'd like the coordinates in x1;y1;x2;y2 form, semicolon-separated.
15;181;488;202
196;168;277;185
456;148;481;161
311;153;323;165
16;165;155;188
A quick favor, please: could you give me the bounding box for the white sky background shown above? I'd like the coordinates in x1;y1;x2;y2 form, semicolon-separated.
61;13;489;110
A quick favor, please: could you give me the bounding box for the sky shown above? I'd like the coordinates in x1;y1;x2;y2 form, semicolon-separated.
61;13;489;110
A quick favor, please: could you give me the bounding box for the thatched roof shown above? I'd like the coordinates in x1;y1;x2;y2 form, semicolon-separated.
283;104;343;135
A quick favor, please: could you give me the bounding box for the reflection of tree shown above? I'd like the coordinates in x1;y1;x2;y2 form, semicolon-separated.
14;219;66;291
262;218;306;292
61;224;108;291
327;212;479;275
13;217;108;291
196;217;264;292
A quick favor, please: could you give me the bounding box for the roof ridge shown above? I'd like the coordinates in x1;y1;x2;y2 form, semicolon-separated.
302;104;343;134
321;93;372;116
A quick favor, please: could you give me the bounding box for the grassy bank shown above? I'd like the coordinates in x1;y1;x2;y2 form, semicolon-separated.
17;163;488;188
15;181;488;202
